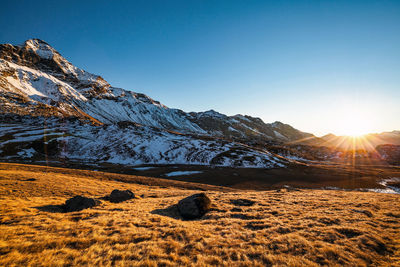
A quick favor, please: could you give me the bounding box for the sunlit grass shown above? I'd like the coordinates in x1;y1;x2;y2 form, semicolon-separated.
0;163;399;266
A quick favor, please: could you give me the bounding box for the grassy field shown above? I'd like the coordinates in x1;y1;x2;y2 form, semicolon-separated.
0;163;399;266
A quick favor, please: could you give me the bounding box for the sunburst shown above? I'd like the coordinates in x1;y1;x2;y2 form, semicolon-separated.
334;107;373;137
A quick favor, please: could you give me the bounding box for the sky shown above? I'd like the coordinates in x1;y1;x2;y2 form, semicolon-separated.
1;0;399;136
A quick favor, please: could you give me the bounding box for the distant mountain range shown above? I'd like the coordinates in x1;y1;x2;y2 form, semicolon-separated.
0;39;398;166
289;131;400;151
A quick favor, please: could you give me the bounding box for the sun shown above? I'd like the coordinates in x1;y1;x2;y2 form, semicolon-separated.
339;121;369;137
334;108;373;137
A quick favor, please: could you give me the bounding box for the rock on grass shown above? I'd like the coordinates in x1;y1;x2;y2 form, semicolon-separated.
107;189;135;203
64;195;101;212
177;193;211;219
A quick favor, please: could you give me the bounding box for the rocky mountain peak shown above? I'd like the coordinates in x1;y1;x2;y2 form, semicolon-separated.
199;109;227;118
270;121;284;127
22;39;57;60
23;38;50;46
0;39;107;89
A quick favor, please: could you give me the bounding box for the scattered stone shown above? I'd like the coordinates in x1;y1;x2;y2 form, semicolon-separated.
177;193;211;219
107;189;135;203
64;195;101;212
230;198;256;206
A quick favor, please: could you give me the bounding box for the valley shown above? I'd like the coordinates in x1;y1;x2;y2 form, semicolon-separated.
0;38;399;266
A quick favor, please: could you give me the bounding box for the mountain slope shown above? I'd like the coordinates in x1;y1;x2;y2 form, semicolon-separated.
0;39;205;133
0;39;312;141
188;110;314;142
0;117;286;168
1;39;399;167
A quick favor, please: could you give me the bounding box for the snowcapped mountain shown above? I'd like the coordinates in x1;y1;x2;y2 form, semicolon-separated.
0;39;205;132
188;110;313;143
0;39;312;140
2;39;398;167
0;117;286;168
0;39;314;167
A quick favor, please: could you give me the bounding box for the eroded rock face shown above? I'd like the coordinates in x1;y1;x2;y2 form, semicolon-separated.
64;195;101;212
108;189;135;203
177;193;211;219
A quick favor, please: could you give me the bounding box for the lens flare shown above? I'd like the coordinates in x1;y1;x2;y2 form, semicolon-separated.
334;107;374;137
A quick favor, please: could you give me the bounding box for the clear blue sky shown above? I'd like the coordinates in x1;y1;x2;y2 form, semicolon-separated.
1;0;399;136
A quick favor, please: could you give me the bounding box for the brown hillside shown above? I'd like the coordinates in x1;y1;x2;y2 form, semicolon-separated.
0;163;399;266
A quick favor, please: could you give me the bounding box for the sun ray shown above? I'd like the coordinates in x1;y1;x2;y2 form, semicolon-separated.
286;135;318;145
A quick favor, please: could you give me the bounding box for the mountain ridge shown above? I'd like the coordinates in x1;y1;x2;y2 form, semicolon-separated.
1;39;399;168
0;39;294;168
0;38;313;143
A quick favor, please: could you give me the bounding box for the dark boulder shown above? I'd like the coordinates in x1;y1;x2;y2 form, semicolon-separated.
108;189;135;203
177;193;211;219
64;195;101;212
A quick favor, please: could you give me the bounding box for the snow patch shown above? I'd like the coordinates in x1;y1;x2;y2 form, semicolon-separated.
17;148;36;158
165;171;203;177
133;167;156;171
274;130;288;140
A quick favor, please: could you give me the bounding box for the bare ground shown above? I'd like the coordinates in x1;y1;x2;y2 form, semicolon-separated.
0;163;399;266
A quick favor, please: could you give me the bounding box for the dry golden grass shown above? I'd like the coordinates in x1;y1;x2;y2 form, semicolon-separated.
0;163;399;266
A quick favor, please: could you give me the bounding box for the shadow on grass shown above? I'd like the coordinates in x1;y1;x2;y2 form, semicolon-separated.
34;204;65;213
23;178;37;181
151;204;182;220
